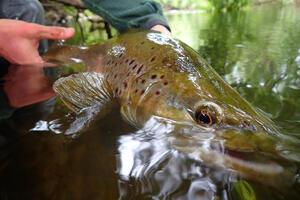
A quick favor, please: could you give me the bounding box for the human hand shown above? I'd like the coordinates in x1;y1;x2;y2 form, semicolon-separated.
0;19;74;65
150;25;171;36
4;64;55;108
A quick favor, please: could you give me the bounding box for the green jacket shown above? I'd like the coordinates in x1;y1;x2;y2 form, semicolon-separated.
82;0;170;33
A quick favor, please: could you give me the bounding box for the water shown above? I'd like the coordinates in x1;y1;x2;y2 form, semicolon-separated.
0;4;300;200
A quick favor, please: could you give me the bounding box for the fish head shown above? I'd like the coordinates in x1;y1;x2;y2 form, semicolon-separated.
133;34;277;135
146;72;275;134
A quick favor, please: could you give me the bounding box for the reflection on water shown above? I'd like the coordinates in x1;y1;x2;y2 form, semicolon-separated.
0;4;300;200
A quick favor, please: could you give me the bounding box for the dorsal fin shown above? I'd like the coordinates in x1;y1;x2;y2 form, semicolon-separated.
53;72;112;113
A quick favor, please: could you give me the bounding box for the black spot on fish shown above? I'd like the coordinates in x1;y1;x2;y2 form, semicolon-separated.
106;60;111;65
125;59;129;63
160;75;165;79
155;91;160;95
123;82;128;88
151;75;157;79
129;60;135;65
134;89;138;93
140;41;145;45
118;53;123;58
141;90;145;95
137;65;144;74
132;64;137;70
150;57;156;62
141;79;146;84
114;74;118;79
163;81;168;86
151;47;155;50
126;72;130;77
115;88;119;93
115;62;118;66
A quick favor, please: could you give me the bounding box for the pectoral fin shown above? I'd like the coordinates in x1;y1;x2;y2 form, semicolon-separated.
53;72;112;113
53;72;113;135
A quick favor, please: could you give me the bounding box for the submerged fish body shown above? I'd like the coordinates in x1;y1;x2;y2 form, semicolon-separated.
44;31;298;184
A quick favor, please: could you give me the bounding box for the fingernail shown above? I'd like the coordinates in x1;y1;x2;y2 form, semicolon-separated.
64;28;75;37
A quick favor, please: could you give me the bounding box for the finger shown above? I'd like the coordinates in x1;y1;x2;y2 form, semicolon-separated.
150;25;171;36
37;26;75;40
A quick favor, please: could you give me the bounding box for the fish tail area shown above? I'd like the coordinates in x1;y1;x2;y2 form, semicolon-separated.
53;72;112;113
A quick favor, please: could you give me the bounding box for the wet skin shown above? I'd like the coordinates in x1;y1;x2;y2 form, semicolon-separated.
43;31;298;185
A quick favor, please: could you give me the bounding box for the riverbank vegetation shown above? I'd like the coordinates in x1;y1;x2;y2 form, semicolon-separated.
156;0;297;11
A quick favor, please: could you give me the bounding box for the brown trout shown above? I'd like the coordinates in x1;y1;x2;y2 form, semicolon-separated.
43;31;297;185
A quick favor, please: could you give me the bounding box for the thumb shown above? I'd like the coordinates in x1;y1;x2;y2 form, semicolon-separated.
37;26;75;40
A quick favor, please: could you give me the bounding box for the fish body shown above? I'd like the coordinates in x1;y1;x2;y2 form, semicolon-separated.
44;31;298;184
45;31;276;134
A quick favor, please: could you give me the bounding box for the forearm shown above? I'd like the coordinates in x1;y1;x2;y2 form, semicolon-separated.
82;0;170;33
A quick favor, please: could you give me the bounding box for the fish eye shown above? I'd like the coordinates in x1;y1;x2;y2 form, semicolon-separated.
195;109;215;126
193;101;223;127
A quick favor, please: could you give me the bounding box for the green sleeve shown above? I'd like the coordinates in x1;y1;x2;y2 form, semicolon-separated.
82;0;170;33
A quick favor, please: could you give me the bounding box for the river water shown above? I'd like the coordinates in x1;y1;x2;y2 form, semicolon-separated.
0;4;299;200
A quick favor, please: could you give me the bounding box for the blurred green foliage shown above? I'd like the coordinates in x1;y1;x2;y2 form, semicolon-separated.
59;6;116;45
156;0;296;11
208;0;249;11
